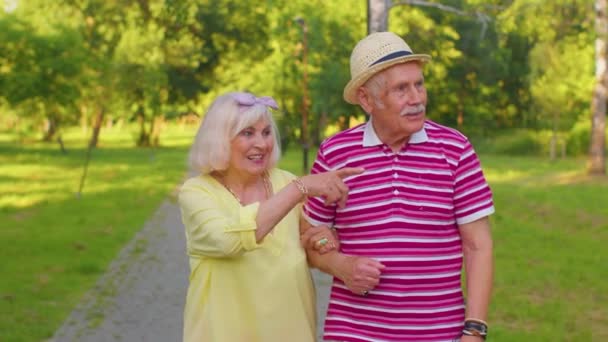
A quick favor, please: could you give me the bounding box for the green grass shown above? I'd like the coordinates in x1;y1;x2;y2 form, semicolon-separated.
480;156;608;341
0;124;197;342
0;127;607;341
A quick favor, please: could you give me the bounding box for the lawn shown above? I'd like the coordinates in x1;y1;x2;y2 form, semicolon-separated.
0;126;607;341
481;156;608;341
0;124;196;341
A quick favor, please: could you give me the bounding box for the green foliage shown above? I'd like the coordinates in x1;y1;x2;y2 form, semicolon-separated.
567;118;608;156
477;129;544;156
0;16;87;133
0;0;604;156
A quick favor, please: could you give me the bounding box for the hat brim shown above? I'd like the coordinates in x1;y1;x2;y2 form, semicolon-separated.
343;54;431;105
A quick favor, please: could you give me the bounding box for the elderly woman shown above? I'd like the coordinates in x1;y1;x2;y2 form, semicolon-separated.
178;91;363;342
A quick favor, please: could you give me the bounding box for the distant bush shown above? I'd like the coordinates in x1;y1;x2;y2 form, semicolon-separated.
566;121;589;156
475;129;545;156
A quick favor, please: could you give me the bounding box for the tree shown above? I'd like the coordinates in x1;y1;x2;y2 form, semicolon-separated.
0;16;86;145
368;0;390;33
590;0;607;175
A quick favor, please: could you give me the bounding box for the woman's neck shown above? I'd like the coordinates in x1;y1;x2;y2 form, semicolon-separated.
221;170;260;191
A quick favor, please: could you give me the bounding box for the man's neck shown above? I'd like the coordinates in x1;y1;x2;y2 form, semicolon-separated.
371;121;410;153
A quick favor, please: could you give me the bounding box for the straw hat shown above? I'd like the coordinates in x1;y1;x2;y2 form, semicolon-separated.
343;32;431;104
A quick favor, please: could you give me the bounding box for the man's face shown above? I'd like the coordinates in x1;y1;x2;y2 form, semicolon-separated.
366;62;427;143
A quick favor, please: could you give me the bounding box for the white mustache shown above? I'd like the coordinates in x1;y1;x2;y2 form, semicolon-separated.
401;105;425;116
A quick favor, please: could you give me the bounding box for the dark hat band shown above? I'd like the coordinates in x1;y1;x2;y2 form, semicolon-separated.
370;50;413;66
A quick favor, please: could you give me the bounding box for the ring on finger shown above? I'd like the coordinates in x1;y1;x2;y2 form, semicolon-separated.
316;237;329;248
361;290;369;296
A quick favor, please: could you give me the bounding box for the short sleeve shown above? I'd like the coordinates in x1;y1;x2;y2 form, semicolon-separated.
452;142;495;225
302;145;337;227
178;178;262;258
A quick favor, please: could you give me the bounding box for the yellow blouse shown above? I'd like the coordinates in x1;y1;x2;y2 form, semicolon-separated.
178;168;316;342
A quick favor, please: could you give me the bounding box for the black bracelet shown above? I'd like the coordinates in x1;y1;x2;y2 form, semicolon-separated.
462;320;488;340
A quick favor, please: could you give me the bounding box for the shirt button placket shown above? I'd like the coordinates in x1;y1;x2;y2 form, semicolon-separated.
391;153;399;208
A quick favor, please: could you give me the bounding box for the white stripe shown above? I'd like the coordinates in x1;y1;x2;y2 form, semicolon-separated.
324;331;391;342
329;297;465;313
336;216;455;228
460;148;474;160
373;253;463;262
454;198;493;215
456;206;495;225
402;151;451;163
392;181;453;193
392;197;453;209
454;166;482;184
380;271;462;280
325;140;365;155
453;183;488;200
302;211;333;227
340;198;453;213
428;138;465;150
348;180;453;196
394;165;452;176
335;150;387;167
349;183;389;195
305;207;335;220
327;315;463;331
341;236;461;244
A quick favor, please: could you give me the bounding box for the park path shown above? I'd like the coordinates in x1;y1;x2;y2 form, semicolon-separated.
50;191;332;342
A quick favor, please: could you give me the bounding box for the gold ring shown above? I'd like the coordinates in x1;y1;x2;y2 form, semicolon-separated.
316;237;329;247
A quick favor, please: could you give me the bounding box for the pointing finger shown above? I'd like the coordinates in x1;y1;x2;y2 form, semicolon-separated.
335;167;365;179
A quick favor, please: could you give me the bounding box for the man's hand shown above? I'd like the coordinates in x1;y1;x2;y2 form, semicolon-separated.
335;255;385;295
461;335;485;342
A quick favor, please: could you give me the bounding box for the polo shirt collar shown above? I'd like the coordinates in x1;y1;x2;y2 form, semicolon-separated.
362;118;428;147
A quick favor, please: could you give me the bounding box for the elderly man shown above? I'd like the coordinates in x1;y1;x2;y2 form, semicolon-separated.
302;32;494;342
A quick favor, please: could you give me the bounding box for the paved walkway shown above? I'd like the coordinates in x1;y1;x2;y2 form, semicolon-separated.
50;196;332;342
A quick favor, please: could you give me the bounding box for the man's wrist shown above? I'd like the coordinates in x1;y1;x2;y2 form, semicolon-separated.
462;318;488;340
329;253;351;280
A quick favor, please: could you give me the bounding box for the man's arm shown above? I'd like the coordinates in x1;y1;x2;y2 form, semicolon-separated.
300;217;385;295
460;216;493;321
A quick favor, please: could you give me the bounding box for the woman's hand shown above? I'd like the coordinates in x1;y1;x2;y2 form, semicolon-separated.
300;224;340;254
300;167;364;208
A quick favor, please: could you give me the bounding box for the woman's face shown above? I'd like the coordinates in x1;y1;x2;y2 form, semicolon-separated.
228;119;274;177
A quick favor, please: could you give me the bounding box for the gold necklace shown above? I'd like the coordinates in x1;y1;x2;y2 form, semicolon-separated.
222;172;272;205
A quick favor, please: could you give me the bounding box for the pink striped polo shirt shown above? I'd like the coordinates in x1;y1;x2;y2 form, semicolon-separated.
304;119;494;342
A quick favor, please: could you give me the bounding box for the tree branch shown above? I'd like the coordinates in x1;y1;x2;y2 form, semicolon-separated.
390;0;494;38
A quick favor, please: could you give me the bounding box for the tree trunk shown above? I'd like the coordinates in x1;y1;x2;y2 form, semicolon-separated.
89;108;105;148
137;111;151;147
150;115;164;147
368;0;391;33
42;117;58;142
589;0;607;175
57;135;67;154
550;112;558;161
313;111;328;146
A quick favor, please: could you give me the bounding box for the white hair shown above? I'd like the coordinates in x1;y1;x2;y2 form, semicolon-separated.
189;92;281;174
364;72;387;109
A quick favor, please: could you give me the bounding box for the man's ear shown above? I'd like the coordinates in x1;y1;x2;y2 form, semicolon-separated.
357;87;374;114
